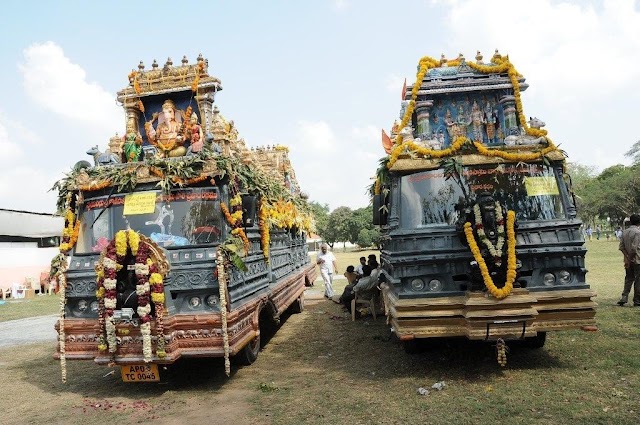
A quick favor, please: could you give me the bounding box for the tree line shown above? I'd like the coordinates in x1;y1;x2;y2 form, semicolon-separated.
568;142;640;228
309;202;380;249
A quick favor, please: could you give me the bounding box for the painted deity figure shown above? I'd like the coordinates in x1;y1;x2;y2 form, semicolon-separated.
122;118;142;162
445;106;469;140
484;102;497;142
470;100;484;142
145;99;187;157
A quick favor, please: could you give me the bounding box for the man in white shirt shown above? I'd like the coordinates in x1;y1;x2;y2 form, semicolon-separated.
354;256;366;277
316;244;338;299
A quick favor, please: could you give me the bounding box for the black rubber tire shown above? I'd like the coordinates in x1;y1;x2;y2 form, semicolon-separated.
289;293;305;314
524;332;547;349
234;333;261;366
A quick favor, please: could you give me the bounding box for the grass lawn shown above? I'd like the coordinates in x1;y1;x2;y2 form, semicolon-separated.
0;293;59;322
1;241;638;424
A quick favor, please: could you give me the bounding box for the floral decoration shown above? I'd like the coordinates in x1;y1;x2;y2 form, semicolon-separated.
216;248;231;376
258;199;270;261
59;193;80;254
387;54;560;168
95;230;166;362
473;202;505;266
57;261;69;383
463;210;517;299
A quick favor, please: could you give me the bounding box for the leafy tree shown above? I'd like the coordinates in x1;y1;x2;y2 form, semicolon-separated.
325;206;352;248
308;201;329;237
346;207;373;244
357;228;381;248
567;162;598;225
625;140;640;165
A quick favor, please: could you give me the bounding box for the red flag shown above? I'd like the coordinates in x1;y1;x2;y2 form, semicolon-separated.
382;129;393;154
401;78;407;100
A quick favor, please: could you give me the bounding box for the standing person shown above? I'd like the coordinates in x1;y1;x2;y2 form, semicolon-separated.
316;244;338;299
586;225;593;241
617;214;640;306
596;226;601;240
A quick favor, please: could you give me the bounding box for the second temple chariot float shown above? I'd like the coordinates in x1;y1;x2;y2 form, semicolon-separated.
372;51;597;364
51;55;316;382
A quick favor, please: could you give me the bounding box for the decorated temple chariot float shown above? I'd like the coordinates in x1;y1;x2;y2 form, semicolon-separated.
51;55;316;382
373;51;597;364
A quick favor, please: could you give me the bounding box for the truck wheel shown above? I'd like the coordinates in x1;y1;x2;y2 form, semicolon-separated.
524;332;546;348
234;333;261;365
289;293;305;314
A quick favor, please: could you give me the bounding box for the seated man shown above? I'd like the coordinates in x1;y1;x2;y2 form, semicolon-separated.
355;257;366;277
340;265;370;310
344;265;358;285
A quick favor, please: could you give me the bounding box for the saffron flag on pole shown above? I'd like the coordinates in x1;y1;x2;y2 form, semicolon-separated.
401;78;406;100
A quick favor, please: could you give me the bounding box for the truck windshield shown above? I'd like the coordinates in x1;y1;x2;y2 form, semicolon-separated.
400;163;565;228
75;187;222;253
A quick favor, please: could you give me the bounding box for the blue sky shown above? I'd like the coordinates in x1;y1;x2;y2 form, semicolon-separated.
1;0;639;214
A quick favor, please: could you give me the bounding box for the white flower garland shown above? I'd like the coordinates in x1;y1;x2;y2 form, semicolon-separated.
58;265;68;383
473;202;506;264
217;249;231;376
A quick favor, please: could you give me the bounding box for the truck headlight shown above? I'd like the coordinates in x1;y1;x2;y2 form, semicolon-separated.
188;296;201;308
410;278;425;291
77;299;88;312
90;301;99;313
206;295;219;307
558;270;571;284
543;273;556;286
428;279;443;291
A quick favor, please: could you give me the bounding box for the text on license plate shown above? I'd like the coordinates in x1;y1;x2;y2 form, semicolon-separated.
121;364;160;382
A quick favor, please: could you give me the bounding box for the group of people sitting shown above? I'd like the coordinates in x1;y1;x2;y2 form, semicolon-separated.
337;254;386;315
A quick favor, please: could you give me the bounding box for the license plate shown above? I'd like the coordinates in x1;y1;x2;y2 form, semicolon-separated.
120;364;160;382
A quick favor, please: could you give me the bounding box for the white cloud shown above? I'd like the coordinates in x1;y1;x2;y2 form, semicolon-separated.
0;115;24;164
332;0;349;11
442;0;640;96
0;164;60;213
350;125;378;143
296;120;337;153
19;41;121;131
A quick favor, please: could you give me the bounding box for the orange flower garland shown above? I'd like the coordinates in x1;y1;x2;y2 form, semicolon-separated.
387;53;560;168
79;179;112;192
463;210;517;299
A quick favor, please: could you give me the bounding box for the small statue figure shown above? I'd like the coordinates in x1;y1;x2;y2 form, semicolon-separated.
87;145;120;166
445;107;470;139
122;118;143;162
186;113;204;156
145;99;186;157
484;102;497;142
470;100;484;142
398;126;415;142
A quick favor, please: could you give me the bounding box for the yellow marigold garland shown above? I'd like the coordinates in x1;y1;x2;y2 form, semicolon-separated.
258;199;270;261
387;54;560;168
221;202;250;253
463;210;517;299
